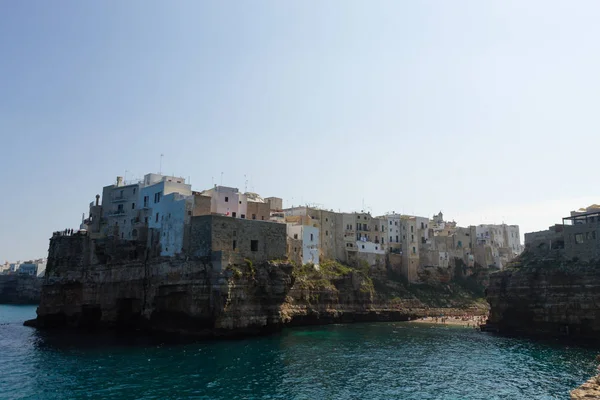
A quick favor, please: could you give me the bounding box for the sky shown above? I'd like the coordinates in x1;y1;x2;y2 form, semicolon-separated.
2;0;600;261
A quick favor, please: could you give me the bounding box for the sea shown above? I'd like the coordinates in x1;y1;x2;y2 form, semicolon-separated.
0;304;597;399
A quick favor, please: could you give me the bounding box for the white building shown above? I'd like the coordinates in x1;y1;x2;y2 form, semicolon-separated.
140;175;192;256
201;186;246;218
287;224;320;266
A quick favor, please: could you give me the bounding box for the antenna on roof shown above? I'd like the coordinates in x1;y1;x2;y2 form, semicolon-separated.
159;154;164;174
220;172;223;186
244;174;248;192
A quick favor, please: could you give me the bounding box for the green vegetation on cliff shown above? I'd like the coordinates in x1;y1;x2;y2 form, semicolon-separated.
291;260;487;310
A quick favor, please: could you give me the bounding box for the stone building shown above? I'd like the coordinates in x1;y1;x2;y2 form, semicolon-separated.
188;215;287;267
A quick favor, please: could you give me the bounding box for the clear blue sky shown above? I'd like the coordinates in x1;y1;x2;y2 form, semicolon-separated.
2;1;600;261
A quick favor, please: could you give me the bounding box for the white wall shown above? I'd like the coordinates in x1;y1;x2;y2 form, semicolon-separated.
356;240;385;254
158;194;189;256
287;224;320;265
302;226;320;266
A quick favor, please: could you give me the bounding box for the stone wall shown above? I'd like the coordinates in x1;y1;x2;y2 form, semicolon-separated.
246;201;270;221
192;193;212;216
188;215;287;264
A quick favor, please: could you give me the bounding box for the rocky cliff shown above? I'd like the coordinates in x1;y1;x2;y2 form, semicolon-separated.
487;254;600;339
571;372;600;399
0;275;41;304
30;234;487;336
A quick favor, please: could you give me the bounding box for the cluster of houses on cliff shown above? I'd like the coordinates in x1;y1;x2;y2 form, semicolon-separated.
0;259;46;277
70;173;523;282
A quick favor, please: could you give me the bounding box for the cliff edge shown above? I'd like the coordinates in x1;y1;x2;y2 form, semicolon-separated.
487;253;600;339
29;234;487;336
0;275;41;304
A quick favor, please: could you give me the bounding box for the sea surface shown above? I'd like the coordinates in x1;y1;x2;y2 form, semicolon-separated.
0;305;598;400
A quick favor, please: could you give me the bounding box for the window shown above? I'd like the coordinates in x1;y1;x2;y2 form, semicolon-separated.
117;204;124;212
457;240;462;248
233;230;237;237
294;247;297;252
232;212;236;218
357;216;360;219
390;221;392;225
395;221;398;226
155;213;159;223
421;222;424;229
390;236;393;242
233;240;236;250
294;234;298;239
239;201;242;204
144;217;148;224
154;192;161;203
382;238;385;244
326;230;329;236
413;247;416;254
575;233;584;244
143;196;149;207
251;240;258;251
241;214;245;219
396;235;399;243
133;188;136;194
411;226;413;233
225;196;229;202
375;246;378;250
252;214;256;220
310;233;314;241
326;218;328;222
261;216;264;220
120;190;124;197
363;223;367;231
131;203;135;209
121;232;124;239
411;235;414;241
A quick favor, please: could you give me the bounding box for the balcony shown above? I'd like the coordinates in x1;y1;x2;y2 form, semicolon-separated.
108;209;126;216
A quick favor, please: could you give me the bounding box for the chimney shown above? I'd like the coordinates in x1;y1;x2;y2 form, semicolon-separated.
95;194;100;206
116;176;123;187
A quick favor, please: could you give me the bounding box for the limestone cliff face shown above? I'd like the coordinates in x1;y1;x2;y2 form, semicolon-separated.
33;235;487;336
0;275;41;304
487;258;600;338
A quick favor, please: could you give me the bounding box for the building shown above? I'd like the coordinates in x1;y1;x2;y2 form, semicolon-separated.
17;262;37;276
287;224;319;266
188;215;287;268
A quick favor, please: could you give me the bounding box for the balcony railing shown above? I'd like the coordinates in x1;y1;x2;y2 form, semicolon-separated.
111;195;128;203
108;209;126;216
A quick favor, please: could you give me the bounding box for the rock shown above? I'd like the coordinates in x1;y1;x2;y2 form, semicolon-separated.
32;234;487;337
571;374;600;399
0;275;41;304
487;262;600;339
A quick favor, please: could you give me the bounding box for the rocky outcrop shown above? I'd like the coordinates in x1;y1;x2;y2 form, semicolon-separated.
487;255;600;339
571;373;600;399
30;234;487;337
0;275;41;304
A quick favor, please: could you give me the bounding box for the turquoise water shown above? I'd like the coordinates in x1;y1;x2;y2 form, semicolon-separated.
0;305;597;399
